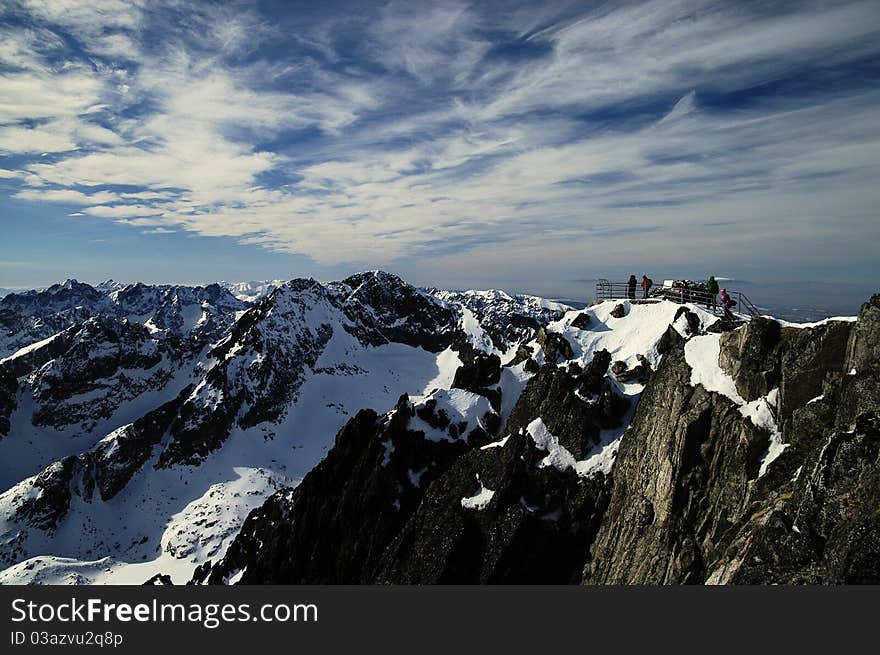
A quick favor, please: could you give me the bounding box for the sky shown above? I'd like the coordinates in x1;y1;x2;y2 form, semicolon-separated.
1;0;879;311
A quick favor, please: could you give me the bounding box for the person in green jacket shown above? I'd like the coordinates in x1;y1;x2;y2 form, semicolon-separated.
705;276;719;309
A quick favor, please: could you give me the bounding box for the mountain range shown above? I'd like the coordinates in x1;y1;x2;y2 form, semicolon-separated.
0;273;877;584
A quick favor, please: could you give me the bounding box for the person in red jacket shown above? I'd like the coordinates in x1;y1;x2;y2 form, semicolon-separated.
641;275;653;299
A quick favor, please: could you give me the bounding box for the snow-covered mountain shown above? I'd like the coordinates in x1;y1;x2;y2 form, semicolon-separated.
220;280;287;304
0;271;575;584
1;273;876;585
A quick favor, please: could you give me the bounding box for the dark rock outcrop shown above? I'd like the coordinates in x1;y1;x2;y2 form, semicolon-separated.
570;313;592;330
452;353;502;413
613;355;653;384
0;369;18;437
507;326;573;369
778;320;852;420
534;326;573;364
719;317;783;401
336;272;461;352
14;457;80;532
674;306;705;336
374;430;610;584
505;351;621;459
610;304;626;319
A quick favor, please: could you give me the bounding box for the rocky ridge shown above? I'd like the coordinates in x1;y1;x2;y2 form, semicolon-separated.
199;295;879;585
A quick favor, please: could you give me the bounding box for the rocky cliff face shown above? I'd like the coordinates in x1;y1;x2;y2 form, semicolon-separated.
584;297;879;584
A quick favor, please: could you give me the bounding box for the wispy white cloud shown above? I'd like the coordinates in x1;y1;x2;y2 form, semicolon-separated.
14;188;120;204
83;204;163;218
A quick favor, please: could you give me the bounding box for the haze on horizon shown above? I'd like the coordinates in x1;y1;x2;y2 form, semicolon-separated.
1;0;879;313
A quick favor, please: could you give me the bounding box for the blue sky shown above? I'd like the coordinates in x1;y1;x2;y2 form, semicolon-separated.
1;0;879;309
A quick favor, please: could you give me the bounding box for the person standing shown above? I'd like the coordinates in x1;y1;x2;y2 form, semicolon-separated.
705;275;719;309
641;275;653;299
720;288;736;321
627;274;637;300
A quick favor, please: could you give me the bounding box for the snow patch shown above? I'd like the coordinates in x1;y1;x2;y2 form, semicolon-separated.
460;475;494;510
480;435;510;450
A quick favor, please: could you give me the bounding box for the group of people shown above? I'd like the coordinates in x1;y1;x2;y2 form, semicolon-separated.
625;274;737;320
626;274;654;300
704;275;738;319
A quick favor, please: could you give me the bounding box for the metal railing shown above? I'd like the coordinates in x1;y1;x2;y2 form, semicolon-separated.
595;279;761;319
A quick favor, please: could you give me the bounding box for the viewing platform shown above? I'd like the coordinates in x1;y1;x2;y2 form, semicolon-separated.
595;279;761;320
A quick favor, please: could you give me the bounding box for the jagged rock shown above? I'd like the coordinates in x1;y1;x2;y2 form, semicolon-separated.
524;358;540;374
615;354;653;384
28;317;167;430
845;293;880;372
611;361;628;376
656;325;685;356
0;279;111;322
337;272;461;352
157;281;336;468
452;353;502;413
507;326;572;367
708;409;880;584
509;342;535;368
674;306;702;336
583;347;774;584
374;430;611;583
14;457;80;531
835;294;880;428
704;319;733;334
416;399;451;430
0;279;246;361
143;573;173;585
534;326;574;364
506;350;618;459
571;313;592;330
578;349;612;394
452;353;501;391
610;304;626;319
719;317;783;401
778;320;852;420
0;369;18;437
